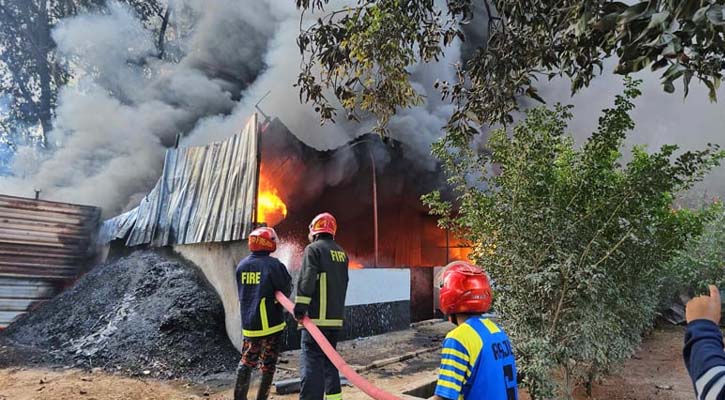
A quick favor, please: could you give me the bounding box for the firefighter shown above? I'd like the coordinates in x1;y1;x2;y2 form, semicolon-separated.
235;227;292;400
434;261;518;400
294;212;349;400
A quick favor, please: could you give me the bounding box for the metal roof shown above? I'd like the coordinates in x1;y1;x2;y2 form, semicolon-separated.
101;113;259;247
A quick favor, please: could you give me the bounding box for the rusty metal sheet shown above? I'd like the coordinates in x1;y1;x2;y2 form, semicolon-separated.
0;195;100;328
101;114;259;247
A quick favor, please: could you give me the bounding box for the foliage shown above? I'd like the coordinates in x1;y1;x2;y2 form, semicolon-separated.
666;201;725;294
0;0;167;146
295;0;725;138
423;79;723;398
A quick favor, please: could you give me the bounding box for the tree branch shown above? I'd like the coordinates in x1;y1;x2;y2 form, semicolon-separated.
157;6;170;59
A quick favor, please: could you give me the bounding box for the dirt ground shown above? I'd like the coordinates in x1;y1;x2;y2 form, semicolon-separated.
0;323;697;400
571;324;694;400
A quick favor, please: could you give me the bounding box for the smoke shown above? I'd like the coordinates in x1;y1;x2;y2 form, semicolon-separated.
539;63;725;202
1;0;458;216
1;0;721;216
0;1;278;216
183;0;458;171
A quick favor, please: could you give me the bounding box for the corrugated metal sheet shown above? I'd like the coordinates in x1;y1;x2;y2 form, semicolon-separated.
101;113;259;247
0;195;100;328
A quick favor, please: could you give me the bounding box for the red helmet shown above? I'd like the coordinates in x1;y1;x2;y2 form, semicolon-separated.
439;261;493;315
309;212;337;237
248;227;277;252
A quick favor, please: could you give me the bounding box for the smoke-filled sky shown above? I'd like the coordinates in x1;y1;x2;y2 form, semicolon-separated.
0;0;722;216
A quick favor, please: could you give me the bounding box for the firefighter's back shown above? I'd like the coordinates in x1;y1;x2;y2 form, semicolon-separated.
438;317;518;400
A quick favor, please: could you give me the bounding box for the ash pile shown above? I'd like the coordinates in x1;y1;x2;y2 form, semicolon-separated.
0;250;238;380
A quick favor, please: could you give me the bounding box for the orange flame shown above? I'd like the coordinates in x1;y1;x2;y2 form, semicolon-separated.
257;167;287;227
348;259;364;269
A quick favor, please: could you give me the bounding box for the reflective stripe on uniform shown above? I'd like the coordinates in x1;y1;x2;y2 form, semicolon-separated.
243;322;285;337
296;295;312;305
312;318;343;328
319;272;328;320
439;367;465;382
325;392;342;400
482;318;500;334
242;297;287;337
437;378;462;392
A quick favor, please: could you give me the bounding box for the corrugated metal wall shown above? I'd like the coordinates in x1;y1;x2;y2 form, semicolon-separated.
0;195;100;328
101;113;258;247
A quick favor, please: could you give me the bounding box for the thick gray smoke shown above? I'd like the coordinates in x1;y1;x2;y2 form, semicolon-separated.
540;65;725;203
183;0;458;172
1;0;721;216
0;1;279;215
1;0;457;216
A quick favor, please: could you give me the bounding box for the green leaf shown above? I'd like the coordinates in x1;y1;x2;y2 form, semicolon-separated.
663;80;675;93
646;11;670;31
693;5;709;24
707;5;725;26
683;70;693;98
618;2;650;24
703;79;718;102
526;87;546;104
651;58;669;71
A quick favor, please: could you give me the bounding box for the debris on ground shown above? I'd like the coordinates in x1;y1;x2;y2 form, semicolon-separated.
0;250;239;380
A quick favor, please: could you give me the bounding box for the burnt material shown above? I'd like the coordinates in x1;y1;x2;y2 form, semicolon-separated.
0;250;239;380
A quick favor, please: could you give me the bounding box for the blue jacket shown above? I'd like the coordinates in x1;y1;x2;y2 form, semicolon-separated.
684;319;725;400
435;316;518;400
236;251;292;338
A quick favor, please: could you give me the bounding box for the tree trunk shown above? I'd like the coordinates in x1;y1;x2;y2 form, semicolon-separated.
157;6;170;59
33;0;54;147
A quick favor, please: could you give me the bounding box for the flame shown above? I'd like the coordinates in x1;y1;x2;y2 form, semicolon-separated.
348;258;364;269
257;167;287;227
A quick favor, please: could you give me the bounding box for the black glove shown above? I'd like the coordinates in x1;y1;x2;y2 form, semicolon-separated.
294;303;309;320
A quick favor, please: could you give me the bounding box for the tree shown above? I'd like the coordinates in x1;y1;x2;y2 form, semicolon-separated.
667;201;725;294
295;0;725;141
423;79;723;398
0;0;167;147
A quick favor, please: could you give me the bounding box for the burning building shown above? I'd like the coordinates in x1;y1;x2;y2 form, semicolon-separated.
258;116;472;270
100;113;470;350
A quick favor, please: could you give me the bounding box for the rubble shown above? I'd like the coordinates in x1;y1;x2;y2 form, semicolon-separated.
0;250;239;380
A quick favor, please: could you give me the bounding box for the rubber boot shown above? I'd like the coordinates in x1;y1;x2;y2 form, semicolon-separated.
256;372;275;400
234;367;252;400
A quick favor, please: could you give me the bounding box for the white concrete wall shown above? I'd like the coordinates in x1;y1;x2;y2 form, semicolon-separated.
173;241;247;352
346;268;410;306
173;242;412;352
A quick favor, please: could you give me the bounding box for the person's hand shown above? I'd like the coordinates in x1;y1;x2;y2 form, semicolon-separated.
294;303;309;320
686;285;722;324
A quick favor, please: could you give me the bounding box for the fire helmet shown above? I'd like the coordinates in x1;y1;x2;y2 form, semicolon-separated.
438;261;493;315
309;212;337;237
248;227;277;252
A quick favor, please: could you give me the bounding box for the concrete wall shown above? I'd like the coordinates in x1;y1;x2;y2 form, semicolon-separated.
282;268;411;350
173;241;247;351
174;241;413;352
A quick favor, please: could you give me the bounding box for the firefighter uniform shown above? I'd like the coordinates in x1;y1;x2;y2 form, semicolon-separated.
235;247;292;400
238;253;292;337
296;234;349;400
435;317;518;400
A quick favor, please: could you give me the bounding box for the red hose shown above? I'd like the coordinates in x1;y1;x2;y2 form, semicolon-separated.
274;291;402;400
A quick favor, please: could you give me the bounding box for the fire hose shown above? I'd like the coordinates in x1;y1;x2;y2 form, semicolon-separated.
274;291;402;400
